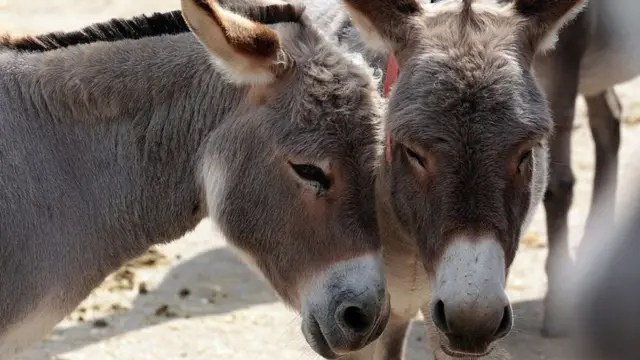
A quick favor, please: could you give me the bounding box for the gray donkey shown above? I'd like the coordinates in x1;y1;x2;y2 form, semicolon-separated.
0;0;392;358
527;0;640;337
571;163;640;360
307;0;586;358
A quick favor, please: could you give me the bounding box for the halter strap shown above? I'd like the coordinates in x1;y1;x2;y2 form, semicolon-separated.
383;54;400;163
383;53;400;98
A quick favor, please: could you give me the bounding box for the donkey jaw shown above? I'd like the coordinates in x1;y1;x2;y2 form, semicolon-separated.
300;254;389;358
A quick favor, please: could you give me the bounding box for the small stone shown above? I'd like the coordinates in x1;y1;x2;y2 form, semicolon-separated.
155;304;177;318
138;282;149;295
93;319;109;328
110;303;126;313
179;288;191;298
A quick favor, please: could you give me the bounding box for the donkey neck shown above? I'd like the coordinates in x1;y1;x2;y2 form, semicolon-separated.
4;33;246;268
19;32;242;128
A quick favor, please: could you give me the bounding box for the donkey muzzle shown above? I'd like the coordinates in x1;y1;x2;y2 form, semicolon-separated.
430;235;513;356
300;254;389;358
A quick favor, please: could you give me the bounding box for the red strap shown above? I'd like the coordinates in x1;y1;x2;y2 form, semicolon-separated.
383;53;400;98
384;54;400;163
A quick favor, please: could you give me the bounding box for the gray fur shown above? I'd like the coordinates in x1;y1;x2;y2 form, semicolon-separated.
0;2;390;358
572;164;640;360
529;0;640;337
306;0;586;358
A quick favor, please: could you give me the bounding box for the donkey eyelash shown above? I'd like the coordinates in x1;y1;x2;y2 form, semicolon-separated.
517;150;533;174
289;162;332;191
404;147;426;168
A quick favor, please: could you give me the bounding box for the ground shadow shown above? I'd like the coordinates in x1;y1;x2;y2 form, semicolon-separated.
21;246;279;358
22;250;575;359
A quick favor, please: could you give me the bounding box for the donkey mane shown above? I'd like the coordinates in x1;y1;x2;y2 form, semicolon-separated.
0;2;305;53
0;10;188;53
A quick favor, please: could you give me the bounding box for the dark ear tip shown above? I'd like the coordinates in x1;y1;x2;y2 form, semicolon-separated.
277;2;306;22
514;0;585;17
397;0;423;15
254;3;305;25
288;2;307;19
351;0;422;16
513;0;546;16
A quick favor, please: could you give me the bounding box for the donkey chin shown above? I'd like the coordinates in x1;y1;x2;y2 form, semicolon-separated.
299;254;391;359
429;235;513;358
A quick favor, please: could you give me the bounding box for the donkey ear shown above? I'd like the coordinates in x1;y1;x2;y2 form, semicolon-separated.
181;0;298;85
513;0;588;54
341;0;424;60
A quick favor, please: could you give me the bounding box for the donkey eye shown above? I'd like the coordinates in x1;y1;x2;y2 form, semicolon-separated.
289;162;332;191
405;147;425;168
517;150;533;174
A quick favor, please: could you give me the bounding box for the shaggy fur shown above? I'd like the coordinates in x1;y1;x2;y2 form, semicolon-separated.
527;0;640;337
0;1;390;359
307;0;587;358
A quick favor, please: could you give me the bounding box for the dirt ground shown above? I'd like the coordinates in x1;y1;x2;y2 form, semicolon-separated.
4;1;640;359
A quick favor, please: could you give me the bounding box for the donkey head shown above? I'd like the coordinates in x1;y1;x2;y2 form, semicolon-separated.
341;0;586;356
181;0;388;357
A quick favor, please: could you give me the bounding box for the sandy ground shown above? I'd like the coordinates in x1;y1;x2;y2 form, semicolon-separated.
3;1;640;359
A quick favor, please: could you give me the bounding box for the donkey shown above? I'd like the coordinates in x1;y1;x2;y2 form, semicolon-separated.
0;1;391;358
524;0;640;337
307;0;587;358
571;164;640;360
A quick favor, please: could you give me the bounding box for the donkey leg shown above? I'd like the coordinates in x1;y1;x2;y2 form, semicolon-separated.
536;66;580;338
579;89;622;255
373;314;412;360
541;98;577;338
532;5;592;338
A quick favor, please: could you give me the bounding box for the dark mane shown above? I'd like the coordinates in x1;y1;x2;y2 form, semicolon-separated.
1;10;190;53
1;3;305;54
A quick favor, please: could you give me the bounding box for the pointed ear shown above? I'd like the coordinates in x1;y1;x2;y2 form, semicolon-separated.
341;0;424;64
180;0;302;85
513;0;588;55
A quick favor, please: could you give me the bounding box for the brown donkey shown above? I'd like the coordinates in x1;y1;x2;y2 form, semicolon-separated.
309;0;586;358
0;1;390;358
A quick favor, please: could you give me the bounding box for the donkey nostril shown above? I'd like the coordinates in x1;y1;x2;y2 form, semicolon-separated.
342;306;371;333
432;300;450;333
337;305;372;334
493;305;513;339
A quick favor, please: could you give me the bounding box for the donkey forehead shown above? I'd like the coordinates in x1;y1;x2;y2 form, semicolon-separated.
267;61;382;159
418;0;523;53
389;60;550;149
274;123;380;161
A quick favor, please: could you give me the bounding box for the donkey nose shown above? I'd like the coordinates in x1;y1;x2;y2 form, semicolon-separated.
335;301;378;336
432;295;513;339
